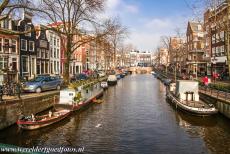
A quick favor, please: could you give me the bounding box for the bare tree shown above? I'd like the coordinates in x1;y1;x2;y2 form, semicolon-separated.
106;18;129;69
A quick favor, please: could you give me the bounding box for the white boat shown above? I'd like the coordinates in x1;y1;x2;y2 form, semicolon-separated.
55;83;104;112
107;75;117;86
166;80;218;116
100;81;108;89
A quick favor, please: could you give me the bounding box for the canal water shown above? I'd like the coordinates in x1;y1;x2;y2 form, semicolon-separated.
0;74;230;154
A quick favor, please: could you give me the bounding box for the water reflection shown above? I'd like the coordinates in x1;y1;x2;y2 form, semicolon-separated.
0;75;229;154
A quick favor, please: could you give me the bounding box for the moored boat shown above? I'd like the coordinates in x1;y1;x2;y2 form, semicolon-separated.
17;109;70;130
55;84;104;112
166;80;218;116
101;81;108;89
108;75;117;86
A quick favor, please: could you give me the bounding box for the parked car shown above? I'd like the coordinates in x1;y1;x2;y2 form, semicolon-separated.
70;74;88;82
22;76;62;93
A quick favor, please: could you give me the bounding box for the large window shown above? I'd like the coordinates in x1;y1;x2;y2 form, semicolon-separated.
21;39;27;51
11;39;16;53
22;56;28;72
4;39;9;53
29;41;34;51
220;31;224;42
12;58;17;71
0;58;7;70
45;50;49;59
57;39;60;47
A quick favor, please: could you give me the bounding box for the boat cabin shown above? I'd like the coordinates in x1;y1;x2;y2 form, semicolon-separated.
175;80;199;102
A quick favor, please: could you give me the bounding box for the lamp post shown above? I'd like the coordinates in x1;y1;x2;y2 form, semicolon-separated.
211;57;217;83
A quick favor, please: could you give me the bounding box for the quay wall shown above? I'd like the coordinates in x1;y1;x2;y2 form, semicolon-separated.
200;93;230;119
0;91;59;130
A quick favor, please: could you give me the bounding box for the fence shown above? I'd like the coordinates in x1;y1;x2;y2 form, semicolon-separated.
199;86;230;101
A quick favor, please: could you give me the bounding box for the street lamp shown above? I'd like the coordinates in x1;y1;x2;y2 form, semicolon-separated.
211;57;217;83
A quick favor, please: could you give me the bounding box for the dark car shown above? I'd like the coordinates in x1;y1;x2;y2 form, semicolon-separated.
70;74;88;82
22;76;62;93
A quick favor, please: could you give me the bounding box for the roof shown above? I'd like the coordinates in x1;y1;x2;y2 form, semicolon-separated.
188;22;203;32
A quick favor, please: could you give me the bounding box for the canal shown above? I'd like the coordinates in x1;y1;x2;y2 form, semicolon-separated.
0;74;230;154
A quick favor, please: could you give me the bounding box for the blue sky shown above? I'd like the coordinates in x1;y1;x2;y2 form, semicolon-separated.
104;0;203;51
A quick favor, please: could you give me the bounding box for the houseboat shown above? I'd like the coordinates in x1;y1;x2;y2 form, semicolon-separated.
55;83;104;112
166;80;218;116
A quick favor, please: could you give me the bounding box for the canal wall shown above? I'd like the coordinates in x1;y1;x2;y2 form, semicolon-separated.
155;70;230;119
200;93;230;119
0;91;59;130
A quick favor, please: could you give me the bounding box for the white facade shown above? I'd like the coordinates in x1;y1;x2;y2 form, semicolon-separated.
47;31;61;75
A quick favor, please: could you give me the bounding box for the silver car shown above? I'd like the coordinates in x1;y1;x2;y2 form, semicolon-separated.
23;76;62;93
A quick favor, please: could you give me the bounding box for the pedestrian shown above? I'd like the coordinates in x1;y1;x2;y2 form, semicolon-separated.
202;76;209;87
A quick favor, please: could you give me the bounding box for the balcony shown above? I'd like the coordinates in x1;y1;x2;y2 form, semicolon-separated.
188;49;205;53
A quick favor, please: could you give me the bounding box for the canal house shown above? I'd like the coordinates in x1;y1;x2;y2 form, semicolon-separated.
36;25;50;75
0;15;19;83
17;11;37;80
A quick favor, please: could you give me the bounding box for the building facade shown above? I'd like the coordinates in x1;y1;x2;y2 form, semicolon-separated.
36;25;50;75
0;16;19;83
186;21;208;77
17;11;37;80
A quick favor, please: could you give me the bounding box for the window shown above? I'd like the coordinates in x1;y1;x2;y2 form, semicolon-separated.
37;49;40;57
25;25;31;37
212;34;215;44
50;48;53;58
45;50;49;59
0;58;7;70
21;39;27;50
12;58;17;70
0;38;2;52
29;41;34;51
41;50;45;58
57;49;59;58
220;45;225;56
4;39;9;53
22;56;28;72
57;39;60;47
220;31;224;42
50;61;53;74
3;19;9;29
54;48;56;58
212;47;216;56
54;38;56;46
11;39;16;53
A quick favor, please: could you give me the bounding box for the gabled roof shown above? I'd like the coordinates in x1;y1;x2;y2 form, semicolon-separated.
188;21;203;33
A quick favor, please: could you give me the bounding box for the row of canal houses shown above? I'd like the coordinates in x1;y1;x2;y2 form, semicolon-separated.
0;11;112;83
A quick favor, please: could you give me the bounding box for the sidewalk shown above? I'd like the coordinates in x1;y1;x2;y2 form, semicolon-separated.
0;90;60;102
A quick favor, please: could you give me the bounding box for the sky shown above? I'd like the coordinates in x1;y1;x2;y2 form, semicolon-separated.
104;0;203;52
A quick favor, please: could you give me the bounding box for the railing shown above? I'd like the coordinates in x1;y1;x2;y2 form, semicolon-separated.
199;86;230;101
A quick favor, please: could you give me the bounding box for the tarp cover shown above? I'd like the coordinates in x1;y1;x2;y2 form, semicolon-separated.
176;80;198;95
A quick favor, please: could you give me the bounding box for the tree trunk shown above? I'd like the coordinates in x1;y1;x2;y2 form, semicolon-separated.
63;36;72;85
